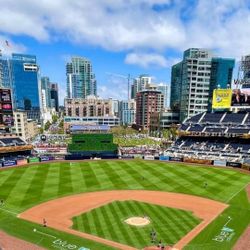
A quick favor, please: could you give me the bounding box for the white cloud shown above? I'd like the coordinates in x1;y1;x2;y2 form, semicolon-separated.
0;35;26;56
99;76;129;100
125;52;168;68
0;0;250;58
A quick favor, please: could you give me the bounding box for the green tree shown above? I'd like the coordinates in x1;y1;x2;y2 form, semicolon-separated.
52;115;58;124
44;121;51;131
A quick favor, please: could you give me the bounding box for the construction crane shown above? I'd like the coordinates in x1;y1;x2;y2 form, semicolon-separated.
105;72;136;101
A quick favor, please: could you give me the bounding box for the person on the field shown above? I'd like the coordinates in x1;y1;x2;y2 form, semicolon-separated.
43;218;47;227
204;182;208;188
150;229;157;243
0;199;4;205
158;239;162;248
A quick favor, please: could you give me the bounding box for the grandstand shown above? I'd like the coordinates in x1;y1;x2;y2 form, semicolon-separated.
165;111;250;163
0;136;33;157
67;133;118;158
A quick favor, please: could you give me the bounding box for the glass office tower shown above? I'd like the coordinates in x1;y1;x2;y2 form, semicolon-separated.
10;54;40;120
209;58;235;110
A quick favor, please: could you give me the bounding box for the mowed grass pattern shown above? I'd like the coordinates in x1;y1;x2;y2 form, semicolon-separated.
0;160;249;212
0;160;249;250
72;200;201;248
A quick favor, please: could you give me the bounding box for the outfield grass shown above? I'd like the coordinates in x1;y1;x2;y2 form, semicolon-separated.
0;160;249;249
72;200;201;249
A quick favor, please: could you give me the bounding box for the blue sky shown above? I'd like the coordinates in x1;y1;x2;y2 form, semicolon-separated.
0;0;250;104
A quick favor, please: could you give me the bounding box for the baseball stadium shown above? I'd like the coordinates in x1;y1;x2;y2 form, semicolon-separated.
0;118;250;250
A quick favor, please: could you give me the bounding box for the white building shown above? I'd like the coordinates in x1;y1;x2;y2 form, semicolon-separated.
13;111;39;141
118;99;136;125
157;83;169;108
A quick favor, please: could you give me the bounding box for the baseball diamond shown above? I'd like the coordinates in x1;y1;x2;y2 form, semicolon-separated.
0;160;249;250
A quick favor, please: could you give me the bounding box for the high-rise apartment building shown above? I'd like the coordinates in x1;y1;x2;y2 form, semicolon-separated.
170;62;182;111
136;90;164;130
50;83;59;112
118;99;136;125
131;75;152;99
157;83;169;108
66;56;97;98
41;76;59;112
170;48;235;121
41;76;51;110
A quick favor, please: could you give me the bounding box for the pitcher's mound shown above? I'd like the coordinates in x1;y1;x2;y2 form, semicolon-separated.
125;216;150;226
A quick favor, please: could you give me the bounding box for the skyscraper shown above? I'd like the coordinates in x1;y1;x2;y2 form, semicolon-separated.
170;62;182;111
50;83;59;112
0;56;12;88
136;90;164;130
7;54;40;120
66;56;97;98
0;61;2;87
131;75;152;99
119;99;136;125
157;83;169;108
170;48;235;121
41;77;59;112
209;58;235;109
41;76;51;110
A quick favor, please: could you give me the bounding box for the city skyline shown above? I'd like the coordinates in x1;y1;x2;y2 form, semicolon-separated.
1;1;250;104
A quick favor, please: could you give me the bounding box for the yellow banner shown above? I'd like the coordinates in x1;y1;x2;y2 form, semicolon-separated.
212;89;232;109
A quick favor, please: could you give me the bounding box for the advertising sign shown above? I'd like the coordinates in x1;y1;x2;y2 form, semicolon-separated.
0;89;12;102
134;155;143;159
28;157;40;163
213;160;227;166
212;89;232;109
144;155;155;160
231;88;250;106
54;155;65;160
40;156;54;162
159;156;170;161
169;156;183;162
2;160;16;167
17;159;28;165
0;89;13;127
226;162;242;168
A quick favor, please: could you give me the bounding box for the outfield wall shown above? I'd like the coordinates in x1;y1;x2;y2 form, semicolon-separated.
0;154;249;172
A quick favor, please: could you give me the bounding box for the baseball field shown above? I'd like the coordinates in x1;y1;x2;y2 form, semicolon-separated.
0;159;250;249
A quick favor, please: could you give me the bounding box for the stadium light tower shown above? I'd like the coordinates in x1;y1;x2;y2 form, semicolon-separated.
106;72;135;101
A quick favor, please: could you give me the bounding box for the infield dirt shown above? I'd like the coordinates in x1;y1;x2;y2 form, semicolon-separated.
19;190;227;250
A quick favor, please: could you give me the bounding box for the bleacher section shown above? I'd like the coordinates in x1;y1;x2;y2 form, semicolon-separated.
68;133;118;158
166;111;250;163
201;113;224;123
0;137;26;146
0;136;33;156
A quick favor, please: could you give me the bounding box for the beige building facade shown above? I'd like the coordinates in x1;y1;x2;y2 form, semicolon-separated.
64;96;113;117
13;111;39;141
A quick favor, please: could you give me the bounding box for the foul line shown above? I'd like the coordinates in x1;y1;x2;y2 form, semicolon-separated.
0;206;18;215
33;228;57;239
225;183;249;203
